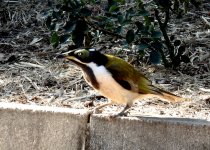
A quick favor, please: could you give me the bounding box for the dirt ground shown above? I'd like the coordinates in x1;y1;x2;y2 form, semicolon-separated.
0;1;210;120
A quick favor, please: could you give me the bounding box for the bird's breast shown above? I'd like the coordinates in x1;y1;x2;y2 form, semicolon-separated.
86;63;140;105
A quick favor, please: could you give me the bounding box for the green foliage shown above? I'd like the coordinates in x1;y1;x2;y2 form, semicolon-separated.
126;30;135;44
45;0;200;68
50;32;59;48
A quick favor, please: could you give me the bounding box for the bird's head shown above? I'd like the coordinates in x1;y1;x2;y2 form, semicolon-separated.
58;48;108;66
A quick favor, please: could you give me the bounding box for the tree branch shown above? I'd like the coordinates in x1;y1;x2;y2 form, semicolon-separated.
154;9;174;64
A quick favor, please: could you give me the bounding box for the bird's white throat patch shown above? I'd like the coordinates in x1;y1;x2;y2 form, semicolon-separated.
87;62;111;77
88;48;95;51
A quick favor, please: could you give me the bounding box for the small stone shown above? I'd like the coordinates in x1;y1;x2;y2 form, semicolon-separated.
189;105;194;108
205;98;210;105
160;110;165;115
84;100;94;107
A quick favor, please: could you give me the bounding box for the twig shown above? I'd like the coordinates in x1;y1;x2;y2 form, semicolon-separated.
201;16;210;28
19;62;45;68
199;88;210;92
68;79;83;87
23;75;40;91
19;83;29;101
154;9;172;67
61;94;94;102
0;43;20;47
85;17;124;39
31;58;44;66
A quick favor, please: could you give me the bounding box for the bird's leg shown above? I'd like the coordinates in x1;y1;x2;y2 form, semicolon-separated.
111;104;131;118
93;102;113;114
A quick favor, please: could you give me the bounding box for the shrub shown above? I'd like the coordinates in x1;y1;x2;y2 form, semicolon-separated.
45;0;200;68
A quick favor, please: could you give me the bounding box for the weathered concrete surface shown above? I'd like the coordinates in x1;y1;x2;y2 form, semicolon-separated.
89;115;210;150
0;102;89;150
1;102;210;150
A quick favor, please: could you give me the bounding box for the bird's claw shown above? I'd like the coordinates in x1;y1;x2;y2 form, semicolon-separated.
87;108;102;115
87;109;94;115
109;111;129;118
93;108;102;114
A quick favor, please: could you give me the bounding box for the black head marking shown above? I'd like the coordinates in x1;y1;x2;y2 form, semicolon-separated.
68;48;108;66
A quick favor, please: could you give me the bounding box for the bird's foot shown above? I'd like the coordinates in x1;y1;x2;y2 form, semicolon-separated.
87;109;94;115
93;108;102;114
109;111;129;118
87;108;102;115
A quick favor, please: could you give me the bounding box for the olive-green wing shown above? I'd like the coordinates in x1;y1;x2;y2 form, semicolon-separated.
105;54;156;94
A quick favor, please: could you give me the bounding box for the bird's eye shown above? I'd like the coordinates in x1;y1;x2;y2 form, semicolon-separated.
78;52;82;56
75;50;89;59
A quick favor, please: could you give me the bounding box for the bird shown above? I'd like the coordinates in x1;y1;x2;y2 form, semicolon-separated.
58;48;185;117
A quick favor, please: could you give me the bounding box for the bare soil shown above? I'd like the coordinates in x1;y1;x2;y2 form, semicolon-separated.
0;0;210;120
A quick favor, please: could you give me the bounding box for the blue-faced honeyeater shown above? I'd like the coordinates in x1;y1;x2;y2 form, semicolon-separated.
59;48;184;117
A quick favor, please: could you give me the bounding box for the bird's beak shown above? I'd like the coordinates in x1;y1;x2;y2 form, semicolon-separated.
57;50;76;60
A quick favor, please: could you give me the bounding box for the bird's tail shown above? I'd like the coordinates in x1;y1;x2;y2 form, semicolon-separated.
151;86;187;103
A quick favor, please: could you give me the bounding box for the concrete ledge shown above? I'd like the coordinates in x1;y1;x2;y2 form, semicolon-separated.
1;102;210;150
0;102;89;150
89;115;210;150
